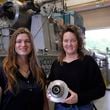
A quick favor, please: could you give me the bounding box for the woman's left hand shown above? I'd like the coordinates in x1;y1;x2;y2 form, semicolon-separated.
63;89;78;104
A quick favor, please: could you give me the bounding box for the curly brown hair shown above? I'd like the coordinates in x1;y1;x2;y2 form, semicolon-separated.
58;24;84;64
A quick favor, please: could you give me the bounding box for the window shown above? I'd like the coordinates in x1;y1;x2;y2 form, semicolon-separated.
85;28;110;54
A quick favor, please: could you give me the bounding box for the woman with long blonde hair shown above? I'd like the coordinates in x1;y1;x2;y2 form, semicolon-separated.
0;27;49;110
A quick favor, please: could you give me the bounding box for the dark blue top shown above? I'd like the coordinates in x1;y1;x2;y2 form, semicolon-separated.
0;67;44;110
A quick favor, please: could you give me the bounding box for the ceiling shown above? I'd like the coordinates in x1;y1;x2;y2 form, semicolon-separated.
0;0;110;12
65;0;110;12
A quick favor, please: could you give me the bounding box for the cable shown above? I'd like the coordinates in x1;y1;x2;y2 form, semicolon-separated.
33;4;56;39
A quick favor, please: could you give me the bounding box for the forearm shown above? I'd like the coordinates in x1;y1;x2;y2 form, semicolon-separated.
43;90;49;110
78;85;105;104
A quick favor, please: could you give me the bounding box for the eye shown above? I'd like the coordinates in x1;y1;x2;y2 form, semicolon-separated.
71;39;77;43
16;40;22;43
63;39;68;43
16;40;31;43
24;40;31;43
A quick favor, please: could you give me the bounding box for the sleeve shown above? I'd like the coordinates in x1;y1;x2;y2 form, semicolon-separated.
78;55;106;104
0;66;7;91
43;89;49;110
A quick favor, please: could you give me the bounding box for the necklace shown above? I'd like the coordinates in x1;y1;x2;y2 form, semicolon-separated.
19;68;30;78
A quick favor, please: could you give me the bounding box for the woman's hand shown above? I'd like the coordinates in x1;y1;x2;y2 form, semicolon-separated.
63;89;78;104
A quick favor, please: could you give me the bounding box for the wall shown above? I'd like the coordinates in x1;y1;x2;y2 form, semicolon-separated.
79;6;110;30
65;0;96;6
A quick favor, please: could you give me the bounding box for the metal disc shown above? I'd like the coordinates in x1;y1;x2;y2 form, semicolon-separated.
47;80;69;103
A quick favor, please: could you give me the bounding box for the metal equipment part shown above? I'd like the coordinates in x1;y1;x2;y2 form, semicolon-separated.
47;80;69;103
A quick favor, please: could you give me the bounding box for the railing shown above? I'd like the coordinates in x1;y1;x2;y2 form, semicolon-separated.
0;54;57;78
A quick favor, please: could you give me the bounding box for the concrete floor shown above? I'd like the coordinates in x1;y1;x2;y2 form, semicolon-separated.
95;90;110;110
49;90;110;110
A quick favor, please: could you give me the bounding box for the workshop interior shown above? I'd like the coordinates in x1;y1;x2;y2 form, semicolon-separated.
0;0;110;110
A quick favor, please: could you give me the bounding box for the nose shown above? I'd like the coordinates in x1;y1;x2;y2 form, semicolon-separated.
21;41;26;46
67;41;72;45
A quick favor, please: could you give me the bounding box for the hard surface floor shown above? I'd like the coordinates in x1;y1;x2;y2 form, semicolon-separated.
49;90;110;110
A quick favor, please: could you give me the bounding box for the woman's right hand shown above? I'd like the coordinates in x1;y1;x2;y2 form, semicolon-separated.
62;89;78;104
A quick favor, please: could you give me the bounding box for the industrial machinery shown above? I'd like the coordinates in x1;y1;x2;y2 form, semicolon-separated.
0;0;84;53
0;0;84;77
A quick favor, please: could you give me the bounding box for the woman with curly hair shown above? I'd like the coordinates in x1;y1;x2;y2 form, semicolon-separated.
48;24;106;110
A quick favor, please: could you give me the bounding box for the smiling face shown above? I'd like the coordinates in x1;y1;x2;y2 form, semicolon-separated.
63;32;78;56
15;33;32;56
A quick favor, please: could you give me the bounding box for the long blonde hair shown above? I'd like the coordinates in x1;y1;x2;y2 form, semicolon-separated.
3;27;45;91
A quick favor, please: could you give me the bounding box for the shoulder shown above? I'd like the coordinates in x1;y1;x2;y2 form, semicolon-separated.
0;66;3;72
84;55;94;60
82;55;98;66
0;66;5;78
50;59;60;71
0;66;7;90
52;59;59;65
83;55;96;62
